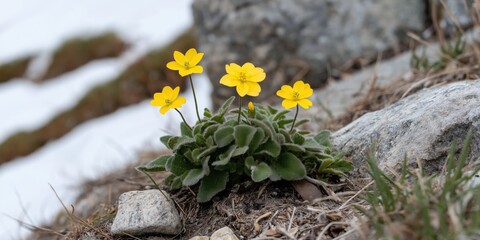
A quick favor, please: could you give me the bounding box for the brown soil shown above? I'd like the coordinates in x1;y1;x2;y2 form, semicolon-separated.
0;56;32;83
39;32;127;81
0;30;196;165
27;149;366;240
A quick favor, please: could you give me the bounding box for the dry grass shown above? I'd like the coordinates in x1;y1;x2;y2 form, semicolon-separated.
39;32;127;81
0;56;32;83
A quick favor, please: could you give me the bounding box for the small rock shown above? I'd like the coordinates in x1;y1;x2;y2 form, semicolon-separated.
189;236;210;240
210;227;239;240
111;190;182;236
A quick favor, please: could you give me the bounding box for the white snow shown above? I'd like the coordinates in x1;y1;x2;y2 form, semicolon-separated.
0;0;214;239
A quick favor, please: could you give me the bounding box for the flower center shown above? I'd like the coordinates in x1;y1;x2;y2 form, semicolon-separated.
165;99;172;105
183;61;190;69
293;92;300;99
238;72;247;82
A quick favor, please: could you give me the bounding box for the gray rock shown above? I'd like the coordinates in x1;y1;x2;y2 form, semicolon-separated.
210;227;239;240
189;236;210;240
332;80;480;173
439;0;474;32
302;29;480;131
110;190;182;236
192;0;426;107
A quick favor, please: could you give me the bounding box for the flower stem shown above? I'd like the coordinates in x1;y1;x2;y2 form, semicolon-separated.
290;105;299;133
237;97;242;125
188;75;201;122
175;108;192;130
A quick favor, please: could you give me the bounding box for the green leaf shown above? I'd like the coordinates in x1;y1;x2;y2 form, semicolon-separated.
172;136;196;151
232;146;249;157
250;118;275;139
273;110;290;121
138;155;169;172
314;130;332;147
251;162;272;182
293;133;305;145
197;170;229;202
272;152;306;180
279;129;292;143
171;176;183;190
183;168;205;186
303;138;325;152
203;108;212;118
204;124;219;137
197;146;217;159
195;134;206;145
276;133;286;144
234;125;257;147
214;126;234;147
167;155;192;176
256;139;281;158
249;128;265;152
294;119;309;127
245;156;255;169
180;122;193;137
160;135;174;148
213;145;236;166
282;143;306;152
217;96;235;117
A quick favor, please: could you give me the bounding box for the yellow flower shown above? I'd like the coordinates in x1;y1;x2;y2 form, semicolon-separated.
248;101;255;111
276;80;313;109
219;62;266;97
150;86;186;114
166;48;204;77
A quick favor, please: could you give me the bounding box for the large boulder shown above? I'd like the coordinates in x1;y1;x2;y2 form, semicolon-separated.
192;0;426;107
332;80;480;174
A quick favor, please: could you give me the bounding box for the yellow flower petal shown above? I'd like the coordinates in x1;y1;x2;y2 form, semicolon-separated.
276;85;293;99
293;80;305;92
246;82;261;96
220;74;238;87
248;70;267;82
166;61;183;71
248;102;254;111
185;48;197;60
173;51;185;64
282;99;297;109
179;69;190;77
298;99;313;109
170;96;186;109
150;99;162;107
225;63;241;74
189;52;204;66
236;82;249;97
172;86;180;98
242;62;256;71
189;65;203;74
160;106;171;115
162;86;174;96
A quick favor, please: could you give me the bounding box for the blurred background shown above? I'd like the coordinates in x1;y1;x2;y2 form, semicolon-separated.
0;0;475;239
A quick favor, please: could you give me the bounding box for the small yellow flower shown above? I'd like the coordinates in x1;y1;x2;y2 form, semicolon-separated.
248;101;255;111
166;48;204;77
150;86;186;114
276;80;313;109
219;62;266;97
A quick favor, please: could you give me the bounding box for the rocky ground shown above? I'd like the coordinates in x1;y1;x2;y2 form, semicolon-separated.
26;28;480;239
